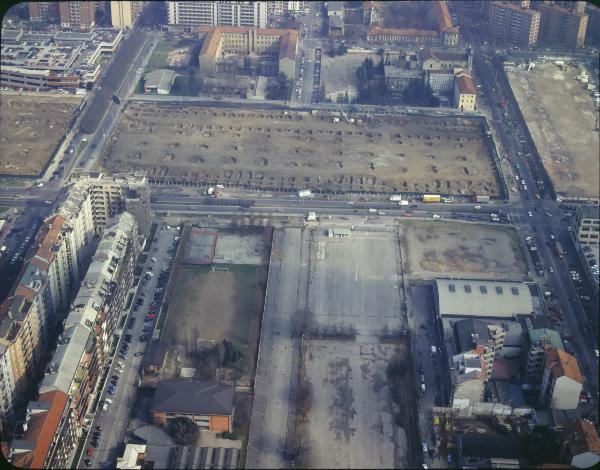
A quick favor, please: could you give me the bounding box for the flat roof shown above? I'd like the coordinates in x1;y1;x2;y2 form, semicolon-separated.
435;279;533;318
144;69;176;91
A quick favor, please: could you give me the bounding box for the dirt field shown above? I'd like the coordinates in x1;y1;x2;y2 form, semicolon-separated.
98;103;500;195
303;341;407;468
163;260;267;384
507;62;599;200
402;220;528;280
0;94;81;175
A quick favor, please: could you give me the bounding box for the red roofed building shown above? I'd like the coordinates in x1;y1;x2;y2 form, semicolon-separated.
367;1;459;46
540;348;583;410
560;419;600;468
7;390;77;469
454;70;477;111
198;26;298;79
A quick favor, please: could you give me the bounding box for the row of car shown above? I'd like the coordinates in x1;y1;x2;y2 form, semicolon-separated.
311;48;321;104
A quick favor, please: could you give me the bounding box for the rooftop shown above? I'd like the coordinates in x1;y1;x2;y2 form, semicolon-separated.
577;204;600;220
562;419;600;458
368;26;439;38
455;71;477;95
435;279;533;318
459;433;520;459
453;318;495;353
144;69;176;91
151;380;235;416
491;1;541;16
545;348;583;384
528;326;564;350
9;390;69;469
198;26;298;61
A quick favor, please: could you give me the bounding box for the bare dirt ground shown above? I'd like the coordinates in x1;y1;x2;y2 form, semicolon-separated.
402;220;528;280
98;103;499;195
162;229;269;385
302;340;406;469
507;62;599;200
0;94;81;175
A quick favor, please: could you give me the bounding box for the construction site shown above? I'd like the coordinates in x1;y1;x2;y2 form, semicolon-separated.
97;103;501;196
0;94;82;176
506;61;599;201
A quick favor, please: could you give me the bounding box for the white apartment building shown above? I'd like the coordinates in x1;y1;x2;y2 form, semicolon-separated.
168;1;268;28
0;173;148;425
268;1;305;16
110;1;145;28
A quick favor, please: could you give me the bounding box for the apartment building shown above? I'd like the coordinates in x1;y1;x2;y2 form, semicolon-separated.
110;1;145;28
168;1;268;28
523;319;564;380
59;1;99;27
198;26;297;78
0;212;94;425
452;318;506;379
7;213;139;469
575;205;599;246
0;173;148;428
537;3;588;49
268;1;305;17
0;297;43;421
28;2;60;22
540;347;583;410
489;1;541;47
69;172;151;243
454;70;477;111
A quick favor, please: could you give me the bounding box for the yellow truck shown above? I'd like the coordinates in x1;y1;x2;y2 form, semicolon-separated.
422;194;441;203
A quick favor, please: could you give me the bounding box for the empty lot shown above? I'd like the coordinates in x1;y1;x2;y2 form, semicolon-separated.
507;62;599;200
300;231;410;468
402;220;528;280
0;94;81;175
303;341;404;468
98;103;500;195
310;232;403;335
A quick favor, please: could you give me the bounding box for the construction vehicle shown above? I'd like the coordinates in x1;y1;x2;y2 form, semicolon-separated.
298;189;312;198
306;212;317;221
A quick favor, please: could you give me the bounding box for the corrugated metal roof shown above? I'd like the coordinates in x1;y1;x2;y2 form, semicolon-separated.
435;279;533;318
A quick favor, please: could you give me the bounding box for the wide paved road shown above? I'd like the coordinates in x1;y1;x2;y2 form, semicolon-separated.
77;227;177;469
465;18;599;406
246;228;308;468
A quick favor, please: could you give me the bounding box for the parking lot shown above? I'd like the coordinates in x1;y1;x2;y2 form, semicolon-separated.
78;224;180;469
297;231;411;468
310;231;403;335
302;340;403;468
